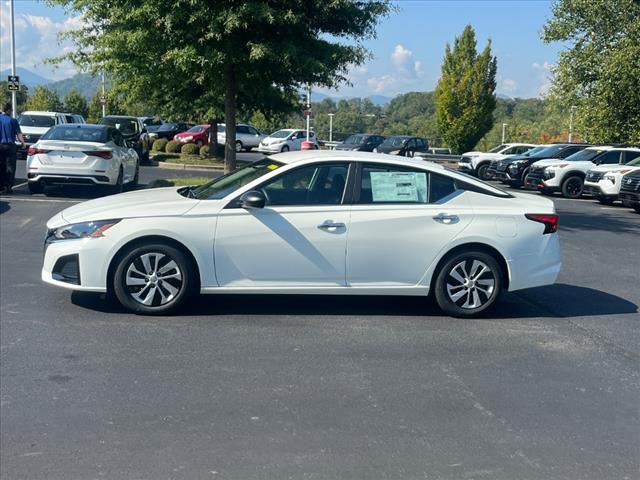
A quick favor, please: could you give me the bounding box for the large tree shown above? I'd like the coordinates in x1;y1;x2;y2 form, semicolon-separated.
434;25;497;154
24;86;62;112
48;0;391;171
542;0;640;143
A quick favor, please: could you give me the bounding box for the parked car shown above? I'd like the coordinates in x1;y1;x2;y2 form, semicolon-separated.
333;134;385;152
258;129;319;153
174;124;211;147
139;116;164;133
458;143;536;180
217;124;267;152
151;122;189;141
619;170;640;212
16;111;69;159
41;151;560;317
583;150;640;204
99;115;150;163
373;136;429;157
489;144;590;188
26;124;139;194
524;146;635;198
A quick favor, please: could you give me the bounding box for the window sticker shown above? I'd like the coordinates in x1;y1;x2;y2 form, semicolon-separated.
266;164;280;170
370;171;427;202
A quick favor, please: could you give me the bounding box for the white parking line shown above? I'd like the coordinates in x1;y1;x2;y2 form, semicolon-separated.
0;196;80;204
13;182;27;189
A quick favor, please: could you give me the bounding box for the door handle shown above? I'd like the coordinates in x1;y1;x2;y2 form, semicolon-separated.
318;221;346;230
432;213;459;224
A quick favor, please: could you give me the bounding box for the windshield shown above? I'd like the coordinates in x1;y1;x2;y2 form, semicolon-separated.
186;126;206;133
191;159;284;200
159;123;177;131
269;130;294;139
380;137;407;147
521;146;547;157
564;148;606;162
488;144;508;153
142;118;162;126
18;114;55;128
626;157;640;166
41;126;108;143
530;145;566;158
100;118;138;135
343;135;367;145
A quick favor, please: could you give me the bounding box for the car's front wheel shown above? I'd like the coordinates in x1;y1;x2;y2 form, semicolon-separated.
434;250;503;317
28;181;45;194
477;163;491;180
112;243;196;315
562;175;584;198
281;145;290;152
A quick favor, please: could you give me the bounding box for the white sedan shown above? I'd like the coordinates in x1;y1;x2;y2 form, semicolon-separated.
42;151;561;317
257;129;319;153
27;124;139;194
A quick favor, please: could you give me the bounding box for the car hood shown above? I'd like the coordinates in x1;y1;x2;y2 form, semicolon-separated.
531;159;575;168
51;187;200;226
589;164;633;173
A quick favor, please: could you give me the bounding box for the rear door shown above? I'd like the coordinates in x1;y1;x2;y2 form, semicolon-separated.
346;163;473;287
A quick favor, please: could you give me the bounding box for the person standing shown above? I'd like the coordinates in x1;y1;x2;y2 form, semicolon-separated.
0;102;25;194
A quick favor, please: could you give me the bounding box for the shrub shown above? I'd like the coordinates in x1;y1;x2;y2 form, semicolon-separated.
181;143;200;155
199;145;209;157
165;140;181;153
152;138;168;152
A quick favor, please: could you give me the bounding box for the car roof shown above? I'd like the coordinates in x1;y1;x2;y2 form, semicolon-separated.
103;115;137;120
20;111;61;116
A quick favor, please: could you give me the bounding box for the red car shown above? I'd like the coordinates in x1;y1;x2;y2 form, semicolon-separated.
174;124;210;147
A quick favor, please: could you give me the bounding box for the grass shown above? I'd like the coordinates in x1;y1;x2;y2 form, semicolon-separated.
146;177;212;189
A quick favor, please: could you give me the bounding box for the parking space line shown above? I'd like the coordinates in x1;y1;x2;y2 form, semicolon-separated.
0;196;80;204
13;182;27;189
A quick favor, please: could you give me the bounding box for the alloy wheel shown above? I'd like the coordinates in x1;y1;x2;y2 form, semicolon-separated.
445;259;496;309
125;252;183;306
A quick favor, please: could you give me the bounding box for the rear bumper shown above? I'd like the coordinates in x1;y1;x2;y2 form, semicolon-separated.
28;173;113;185
508;233;561;292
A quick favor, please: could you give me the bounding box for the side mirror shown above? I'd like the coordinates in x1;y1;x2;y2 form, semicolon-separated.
239;190;265;209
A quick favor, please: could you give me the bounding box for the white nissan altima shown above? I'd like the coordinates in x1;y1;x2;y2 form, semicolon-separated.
42;151;561;317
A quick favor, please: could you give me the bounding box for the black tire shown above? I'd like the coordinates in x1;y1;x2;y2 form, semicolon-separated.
142;149;150;164
597;196;614;205
235;141;243;153
633;205;640;213
28;181;45;194
539;187;554;196
434;250;503;317
477;163;491;181
127;161;140;190
561;175;584;199
112;243;196;315
110;168;124;195
281;145;289;152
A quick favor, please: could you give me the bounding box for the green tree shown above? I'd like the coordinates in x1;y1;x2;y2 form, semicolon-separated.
63;88;88;117
24;86;62;112
1;82;29;113
542;0;640;143
48;0;391;171
434;25;497;154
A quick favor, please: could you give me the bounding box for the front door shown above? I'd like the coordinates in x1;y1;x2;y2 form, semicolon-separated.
214;162;351;287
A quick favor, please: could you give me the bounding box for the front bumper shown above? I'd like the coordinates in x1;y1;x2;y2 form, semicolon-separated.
457;161;474;173
620;191;640;207
583;180;618;198
258;144;285;153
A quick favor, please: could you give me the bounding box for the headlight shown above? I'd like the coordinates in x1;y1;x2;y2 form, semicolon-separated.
604;173;616;183
390;150;401;155
183;136;193;142
509;165;520;174
543;167;556;180
373;148;378;153
50;220;121;241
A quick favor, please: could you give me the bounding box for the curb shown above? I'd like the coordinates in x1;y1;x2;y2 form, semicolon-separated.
155;162;225;172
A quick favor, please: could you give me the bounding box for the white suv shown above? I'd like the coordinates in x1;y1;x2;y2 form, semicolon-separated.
524;146;635;198
458;143;536;180
17;111;69;157
583;149;640;204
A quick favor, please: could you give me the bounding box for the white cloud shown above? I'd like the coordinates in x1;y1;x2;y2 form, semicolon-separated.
0;5;82;80
532;61;554;97
498;78;518;96
364;44;425;95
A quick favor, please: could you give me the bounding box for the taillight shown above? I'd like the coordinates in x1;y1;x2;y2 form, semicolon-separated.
525;213;559;234
27;147;50;155
84;150;113;159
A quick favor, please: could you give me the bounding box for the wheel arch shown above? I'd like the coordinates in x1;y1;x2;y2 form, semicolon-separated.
428;242;510;293
106;234;202;292
562;170;586;180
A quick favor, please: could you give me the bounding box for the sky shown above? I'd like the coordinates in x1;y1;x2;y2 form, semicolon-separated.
0;0;563;99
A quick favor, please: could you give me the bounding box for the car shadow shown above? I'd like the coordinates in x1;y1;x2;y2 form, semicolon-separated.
70;283;637;320
560;211;640;234
0;200;10;215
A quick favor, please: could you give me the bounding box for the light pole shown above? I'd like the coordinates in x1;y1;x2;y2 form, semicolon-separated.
305;85;311;141
501;123;507;143
328;113;334;143
101;71;106;118
9;0;17;117
568;105;576;142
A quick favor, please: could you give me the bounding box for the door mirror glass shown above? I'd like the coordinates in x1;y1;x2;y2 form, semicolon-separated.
240;190;266;209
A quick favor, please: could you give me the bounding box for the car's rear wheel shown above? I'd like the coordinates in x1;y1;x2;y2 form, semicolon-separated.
112;243;196;315
28;181;45;194
561;175;584;198
110;167;124;194
127;161;139;190
634;205;640;213
434;251;503;317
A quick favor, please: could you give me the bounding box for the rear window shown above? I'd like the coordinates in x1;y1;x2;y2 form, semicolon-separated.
41;126;108;143
18;114;55;128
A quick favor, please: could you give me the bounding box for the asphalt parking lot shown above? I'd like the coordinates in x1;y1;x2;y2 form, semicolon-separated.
1;157;639;480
